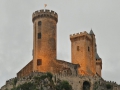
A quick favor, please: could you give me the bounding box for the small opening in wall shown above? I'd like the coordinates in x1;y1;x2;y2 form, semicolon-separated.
83;81;90;90
37;59;42;66
88;47;90;51
38;33;41;39
77;46;80;51
38;21;41;26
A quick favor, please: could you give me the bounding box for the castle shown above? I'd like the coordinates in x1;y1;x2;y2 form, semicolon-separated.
17;9;102;78
2;9;120;90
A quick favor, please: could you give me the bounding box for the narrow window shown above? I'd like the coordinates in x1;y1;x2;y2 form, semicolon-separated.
38;32;41;39
38;21;41;26
37;59;42;66
77;46;79;51
88;47;90;51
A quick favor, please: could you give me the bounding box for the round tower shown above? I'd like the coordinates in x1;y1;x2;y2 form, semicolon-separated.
32;9;58;72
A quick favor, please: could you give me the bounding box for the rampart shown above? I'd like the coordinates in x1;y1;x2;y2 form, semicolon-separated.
32;9;58;22
52;59;80;76
17;60;33;78
1;72;120;90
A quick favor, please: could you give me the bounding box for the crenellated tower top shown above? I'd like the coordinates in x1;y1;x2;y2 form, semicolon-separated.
70;31;92;41
32;9;58;23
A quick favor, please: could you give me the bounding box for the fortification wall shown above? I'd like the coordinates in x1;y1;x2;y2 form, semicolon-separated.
17;60;33;78
50;59;79;77
96;60;102;76
16;57;79;79
1;72;120;90
55;74;102;90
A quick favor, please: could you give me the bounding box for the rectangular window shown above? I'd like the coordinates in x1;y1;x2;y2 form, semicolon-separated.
37;59;42;66
88;47;90;51
77;46;79;51
38;33;41;39
38;21;41;26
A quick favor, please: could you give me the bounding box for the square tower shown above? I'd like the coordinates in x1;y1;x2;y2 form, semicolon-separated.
70;30;96;76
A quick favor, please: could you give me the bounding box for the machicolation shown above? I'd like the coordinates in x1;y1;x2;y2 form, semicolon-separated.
32;9;58;22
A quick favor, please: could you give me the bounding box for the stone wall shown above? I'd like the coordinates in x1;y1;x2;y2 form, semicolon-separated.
70;31;96;76
55;59;79;76
17;60;33;78
1;72;120;90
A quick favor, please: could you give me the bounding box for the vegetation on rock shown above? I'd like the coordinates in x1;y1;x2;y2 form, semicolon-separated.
11;72;72;90
93;81;99;90
11;82;37;90
106;83;112;89
56;80;72;90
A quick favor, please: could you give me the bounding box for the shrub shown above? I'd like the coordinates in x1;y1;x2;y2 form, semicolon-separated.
93;81;98;90
14;78;17;85
40;74;47;80
11;82;37;90
46;72;53;80
106;84;112;89
56;80;72;90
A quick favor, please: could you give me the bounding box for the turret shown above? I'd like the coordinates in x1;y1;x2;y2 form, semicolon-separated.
95;45;102;76
89;29;96;75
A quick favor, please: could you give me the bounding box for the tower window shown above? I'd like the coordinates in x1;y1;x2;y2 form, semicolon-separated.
88;47;90;51
37;59;42;66
38;21;41;26
38;33;41;39
77;46;80;51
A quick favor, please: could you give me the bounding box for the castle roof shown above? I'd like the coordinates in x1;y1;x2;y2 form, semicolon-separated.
96;52;101;60
89;29;94;35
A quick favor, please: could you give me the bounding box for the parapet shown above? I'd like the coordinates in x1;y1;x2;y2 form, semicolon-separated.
32;9;58;23
70;31;92;40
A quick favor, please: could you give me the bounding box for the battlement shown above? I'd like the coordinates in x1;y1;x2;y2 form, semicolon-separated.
32;9;58;22
70;31;92;40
